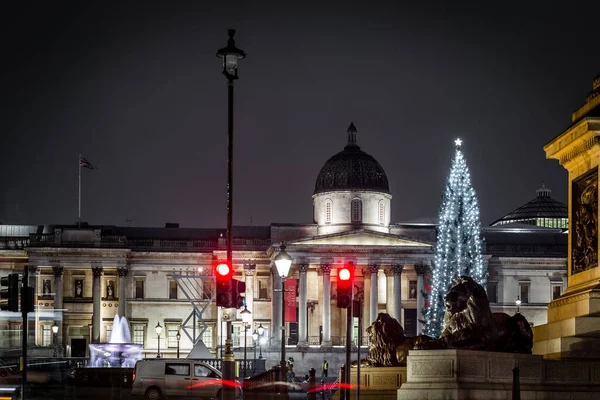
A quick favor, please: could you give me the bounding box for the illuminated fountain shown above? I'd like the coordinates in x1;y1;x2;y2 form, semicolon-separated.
88;315;142;368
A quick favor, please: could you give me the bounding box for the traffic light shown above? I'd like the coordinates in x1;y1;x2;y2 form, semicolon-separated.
337;263;354;309
1;274;19;312
232;279;246;309
215;261;233;307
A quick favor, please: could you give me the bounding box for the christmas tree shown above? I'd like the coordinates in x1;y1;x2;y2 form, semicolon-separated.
423;138;487;337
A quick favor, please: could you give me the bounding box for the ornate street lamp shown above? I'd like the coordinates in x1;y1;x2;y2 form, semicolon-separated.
274;243;293;382
240;305;251;378
176;329;181;358
252;329;259;373
52;322;59;357
516;296;522;314
155;322;163;358
216;28;246;400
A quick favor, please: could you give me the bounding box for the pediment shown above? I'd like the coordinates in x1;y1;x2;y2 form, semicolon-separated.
289;230;431;248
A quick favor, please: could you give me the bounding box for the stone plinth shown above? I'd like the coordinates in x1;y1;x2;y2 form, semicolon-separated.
333;366;406;400
533;288;600;358
397;349;600;400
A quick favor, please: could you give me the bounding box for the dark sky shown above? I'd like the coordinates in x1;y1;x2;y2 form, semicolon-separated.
2;1;599;228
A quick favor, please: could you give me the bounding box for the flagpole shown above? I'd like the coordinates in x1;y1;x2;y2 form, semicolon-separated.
78;154;81;228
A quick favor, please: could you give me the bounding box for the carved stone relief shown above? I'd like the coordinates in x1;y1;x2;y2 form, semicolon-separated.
572;167;598;274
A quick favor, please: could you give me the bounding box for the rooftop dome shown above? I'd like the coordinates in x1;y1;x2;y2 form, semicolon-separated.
490;184;568;227
314;123;390;195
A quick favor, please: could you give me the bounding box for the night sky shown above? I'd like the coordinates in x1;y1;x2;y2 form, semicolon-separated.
2;1;600;228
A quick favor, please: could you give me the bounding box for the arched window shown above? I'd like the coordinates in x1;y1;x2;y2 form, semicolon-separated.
326;201;332;224
351;199;362;223
379;201;385;225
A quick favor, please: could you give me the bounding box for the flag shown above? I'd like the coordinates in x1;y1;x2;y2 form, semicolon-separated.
80;156;96;170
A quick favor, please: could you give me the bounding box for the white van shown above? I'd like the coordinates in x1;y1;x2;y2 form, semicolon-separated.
132;359;242;400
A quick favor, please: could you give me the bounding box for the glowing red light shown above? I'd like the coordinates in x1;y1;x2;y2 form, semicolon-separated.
216;263;230;276
339;268;351;281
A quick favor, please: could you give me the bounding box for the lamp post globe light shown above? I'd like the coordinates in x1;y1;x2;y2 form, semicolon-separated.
216;28;245;400
176;329;181;358
274;243;293;383
516;296;522;313
155;322;162;358
240;305;251;378
52;322;59;357
257;324;265;360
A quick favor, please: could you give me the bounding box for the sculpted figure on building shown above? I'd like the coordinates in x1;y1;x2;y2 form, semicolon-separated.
573;168;598;274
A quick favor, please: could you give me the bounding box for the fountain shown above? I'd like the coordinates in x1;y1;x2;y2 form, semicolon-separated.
88;315;143;368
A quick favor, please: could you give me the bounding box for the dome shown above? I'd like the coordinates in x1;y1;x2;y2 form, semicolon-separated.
314;123;390;195
490;185;568;228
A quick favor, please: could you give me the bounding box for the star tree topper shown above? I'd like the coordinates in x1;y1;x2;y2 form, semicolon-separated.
455;138;462;147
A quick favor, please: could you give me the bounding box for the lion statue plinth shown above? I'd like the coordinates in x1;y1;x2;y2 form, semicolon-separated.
415;276;533;353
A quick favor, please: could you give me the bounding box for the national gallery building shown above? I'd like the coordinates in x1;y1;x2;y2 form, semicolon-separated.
0;125;567;365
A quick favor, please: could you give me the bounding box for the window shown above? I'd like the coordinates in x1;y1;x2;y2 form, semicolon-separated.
200;278;212;300
409;280;417;299
552;285;562;300
167;325;180;348
106;325;113;342
233;325;242;347
42;325;51;346
257;278;269;299
165;363;190;376
135;280;144;299
325;201;332;224
169;280;178;300
487;282;498;303
201;326;213;348
194;364;215;377
519;283;530;304
133;325;145;345
351;199;362;223
379;201;385;225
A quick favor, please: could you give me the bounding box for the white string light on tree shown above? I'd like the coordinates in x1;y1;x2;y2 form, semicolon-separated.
422;138;487;337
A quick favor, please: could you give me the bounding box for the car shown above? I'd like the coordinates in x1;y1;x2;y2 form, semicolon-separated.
132;359;242;400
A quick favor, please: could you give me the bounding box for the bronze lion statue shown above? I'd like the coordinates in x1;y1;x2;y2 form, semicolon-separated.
358;276;533;367
359;313;411;367
416;276;533;353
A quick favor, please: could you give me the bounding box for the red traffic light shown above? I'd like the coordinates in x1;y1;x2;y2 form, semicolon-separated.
337;263;354;309
339;268;351;281
216;262;231;276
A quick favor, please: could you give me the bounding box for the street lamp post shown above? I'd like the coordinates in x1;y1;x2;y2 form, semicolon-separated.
155;322;162;358
51;322;59;357
176;329;181;358
274;243;293;384
216;28;246;400
257;324;265;359
252;330;258;374
516;296;522;313
240;305;251;378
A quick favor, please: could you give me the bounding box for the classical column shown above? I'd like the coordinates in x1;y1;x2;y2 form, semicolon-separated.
244;264;256;332
28;265;38;345
297;263;309;346
361;268;371;337
369;264;379;324
320;263;332;346
392;264;404;325
52;265;64;351
92;265;103;344
384;268;394;316
117;265;128;318
415;263;429;335
271;268;282;347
